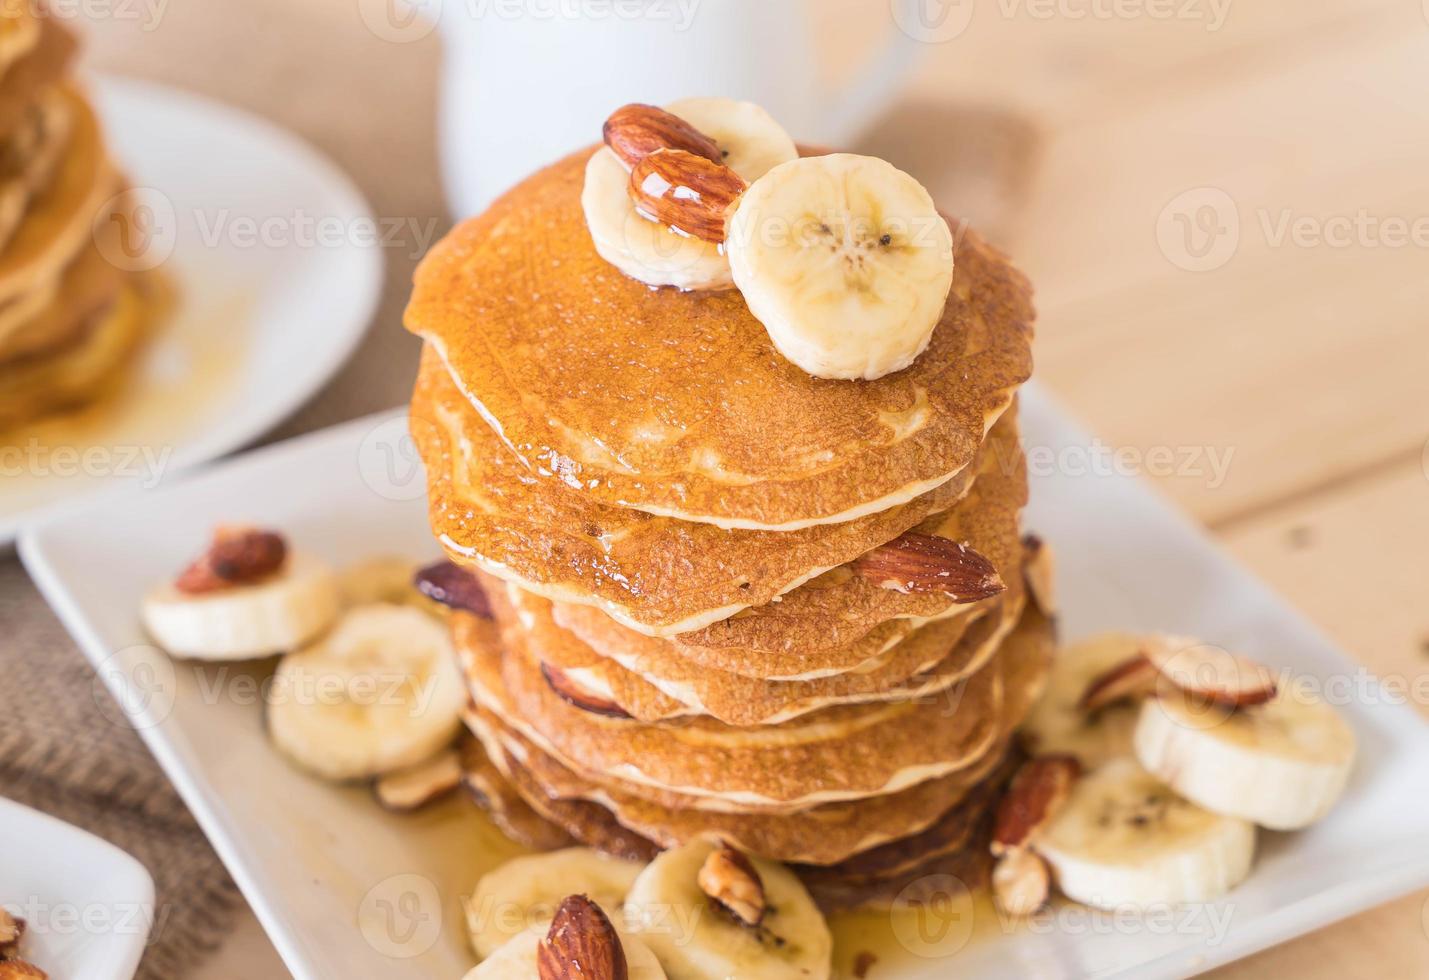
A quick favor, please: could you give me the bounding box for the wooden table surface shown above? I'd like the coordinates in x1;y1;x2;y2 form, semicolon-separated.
82;0;1429;975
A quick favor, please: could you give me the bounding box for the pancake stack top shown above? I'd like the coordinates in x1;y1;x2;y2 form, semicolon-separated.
0;4;160;431
405;103;1043;908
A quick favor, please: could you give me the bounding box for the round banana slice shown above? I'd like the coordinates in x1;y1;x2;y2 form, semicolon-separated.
726;153;954;380
583;146;733;291
1036;759;1256;910
1021;632;1149;770
141;551;340;660
464;921;667;979
664;97;798;182
266;603;464;781
1134;678;1356;830
625;840;831;980
466;848;646;960
336;554;448;619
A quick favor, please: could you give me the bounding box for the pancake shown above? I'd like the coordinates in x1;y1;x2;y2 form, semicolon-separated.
0;89;72;252
494;576;1019;727
456;731;577;853
0;87;117;306
0;212;122;364
800;824;995;913
404;145;1034;531
413;344;1012;636
0;15;74;141
0;276;146;430
459;612;1006;813
0;3;42;79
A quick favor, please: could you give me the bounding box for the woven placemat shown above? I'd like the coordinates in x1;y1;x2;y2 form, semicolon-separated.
0;1;443;975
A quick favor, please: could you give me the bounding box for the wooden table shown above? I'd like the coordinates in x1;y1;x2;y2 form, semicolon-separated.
84;0;1429;975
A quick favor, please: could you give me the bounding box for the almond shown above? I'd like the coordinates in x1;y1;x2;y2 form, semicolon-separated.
541;663;633;719
1022;533;1056;616
628;148;747;244
992;847;1051;917
412;560;492;617
537;894;628;980
0;910;18;948
697;846;765;926
603;103;722;170
991;754;1081;854
373;748;462;811
852;532;1005;600
1077;653;1159;714
174;526;287;594
1145;639;1278;708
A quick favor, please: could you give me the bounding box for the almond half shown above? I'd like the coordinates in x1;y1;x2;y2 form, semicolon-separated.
537;894;628;980
541;663;633;719
991;754;1082;855
412;560;492;617
992;847;1051;917
628;148;747;244
174;526;287;594
1078;653;1160;714
853;532;1005;600
603;103;722;170
1145;639;1278;709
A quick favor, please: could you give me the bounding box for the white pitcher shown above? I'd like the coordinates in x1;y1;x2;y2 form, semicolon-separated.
436;0;928;218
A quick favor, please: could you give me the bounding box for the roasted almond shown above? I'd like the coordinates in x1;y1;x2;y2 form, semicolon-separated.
628;148;747;244
853;532;1005;600
1146;639;1278;708
603;103;722;169
991;754;1082;854
992;847;1051;917
541;662;633;719
413;560;492;617
537;894;628;980
174;526;287;594
1078;653;1160;714
697;846;766;926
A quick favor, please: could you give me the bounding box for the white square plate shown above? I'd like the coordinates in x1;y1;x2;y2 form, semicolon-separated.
0;797;155;979
19;388;1429;979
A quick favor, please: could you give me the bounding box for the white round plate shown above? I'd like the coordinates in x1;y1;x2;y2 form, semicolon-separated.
0;75;382;545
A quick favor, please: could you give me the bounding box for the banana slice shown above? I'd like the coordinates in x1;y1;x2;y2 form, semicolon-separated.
141;551;340;660
465;920;668;979
1021;632;1149;770
726;153;954;380
465;847;646;960
336;554;448;619
625;840;831;980
1036;759;1256;910
266;603;464;781
1134;677;1356;830
663;97;798;183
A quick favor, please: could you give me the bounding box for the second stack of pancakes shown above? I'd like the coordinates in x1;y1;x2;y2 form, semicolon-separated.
406;146;1044;907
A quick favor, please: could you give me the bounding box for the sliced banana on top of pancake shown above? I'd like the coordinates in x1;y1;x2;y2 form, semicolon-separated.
465;847;646;960
625;840;832;980
1134;675;1356;831
465;895;668;980
1035;759;1256;911
726;153;954;380
266;603;464;781
584;99;797;291
141;527;339;660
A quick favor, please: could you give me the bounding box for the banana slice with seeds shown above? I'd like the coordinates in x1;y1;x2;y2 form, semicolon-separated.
1036;759;1256;910
266;603;464;781
726;153;954;380
663;97;798;183
1134;676;1356;830
625;840;831;980
1021;632;1149;770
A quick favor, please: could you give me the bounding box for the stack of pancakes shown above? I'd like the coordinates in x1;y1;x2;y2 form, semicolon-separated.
0;5;157;430
405;146;1045;909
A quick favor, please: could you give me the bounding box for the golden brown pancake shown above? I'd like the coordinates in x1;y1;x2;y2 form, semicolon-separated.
0;89;72;252
405;145;1033;531
0;15;74;141
0;213;122;364
456;731;577;853
493;576;1019;727
0;87;117;306
0;3;42;79
413;344;1013;636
